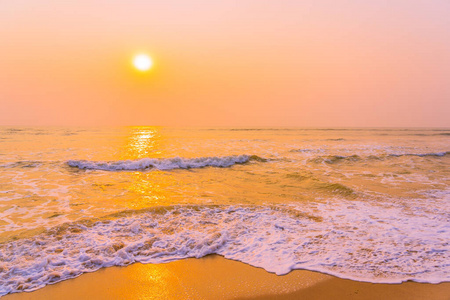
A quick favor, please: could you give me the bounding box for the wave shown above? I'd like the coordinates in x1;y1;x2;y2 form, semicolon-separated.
388;151;449;158
404;133;450;136
67;155;265;171
308;152;449;164
0;161;42;168
0;202;448;296
289;149;318;153
285;172;356;197
310;155;362;164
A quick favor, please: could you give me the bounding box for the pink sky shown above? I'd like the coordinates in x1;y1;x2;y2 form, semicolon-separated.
1;1;449;127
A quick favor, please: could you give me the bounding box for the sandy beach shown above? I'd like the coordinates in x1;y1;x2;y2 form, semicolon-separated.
4;255;449;300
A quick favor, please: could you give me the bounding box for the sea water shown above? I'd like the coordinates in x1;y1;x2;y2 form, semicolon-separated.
0;127;448;295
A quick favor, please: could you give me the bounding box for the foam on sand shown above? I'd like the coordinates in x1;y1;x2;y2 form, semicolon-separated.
1;199;448;296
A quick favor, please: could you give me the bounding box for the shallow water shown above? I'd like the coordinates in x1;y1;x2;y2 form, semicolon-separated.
0;127;449;295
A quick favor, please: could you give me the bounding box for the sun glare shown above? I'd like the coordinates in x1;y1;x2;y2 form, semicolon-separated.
133;54;153;71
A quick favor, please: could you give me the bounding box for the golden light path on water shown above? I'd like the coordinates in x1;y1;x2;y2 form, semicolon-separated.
121;127;162;160
122;127;171;208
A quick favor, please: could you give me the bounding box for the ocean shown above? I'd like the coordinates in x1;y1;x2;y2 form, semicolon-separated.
0;127;449;296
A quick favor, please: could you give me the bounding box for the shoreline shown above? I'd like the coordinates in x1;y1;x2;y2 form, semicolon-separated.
4;255;450;300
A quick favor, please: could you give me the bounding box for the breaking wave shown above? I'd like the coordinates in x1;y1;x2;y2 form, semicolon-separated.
67;155;265;171
0;202;448;296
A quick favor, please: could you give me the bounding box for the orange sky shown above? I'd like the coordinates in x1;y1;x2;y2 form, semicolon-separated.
1;1;449;127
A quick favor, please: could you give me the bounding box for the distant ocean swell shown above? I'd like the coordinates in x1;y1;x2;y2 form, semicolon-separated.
300;152;450;164
0;161;42;168
388;151;449;157
1;202;448;296
67;155;265;171
285;172;356;197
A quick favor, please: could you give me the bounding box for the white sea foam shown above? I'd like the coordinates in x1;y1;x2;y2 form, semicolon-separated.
67;155;260;171
1;200;449;296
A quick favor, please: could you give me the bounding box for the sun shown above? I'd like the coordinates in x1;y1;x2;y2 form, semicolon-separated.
133;54;153;71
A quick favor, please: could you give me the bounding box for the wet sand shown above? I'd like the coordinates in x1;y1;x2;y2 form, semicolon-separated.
4;255;450;300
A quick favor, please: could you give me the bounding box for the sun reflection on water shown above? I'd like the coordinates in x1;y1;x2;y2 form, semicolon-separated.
121;126;162;160
121;126;174;208
127;171;172;207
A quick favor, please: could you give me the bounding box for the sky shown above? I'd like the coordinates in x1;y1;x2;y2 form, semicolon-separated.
1;0;449;127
